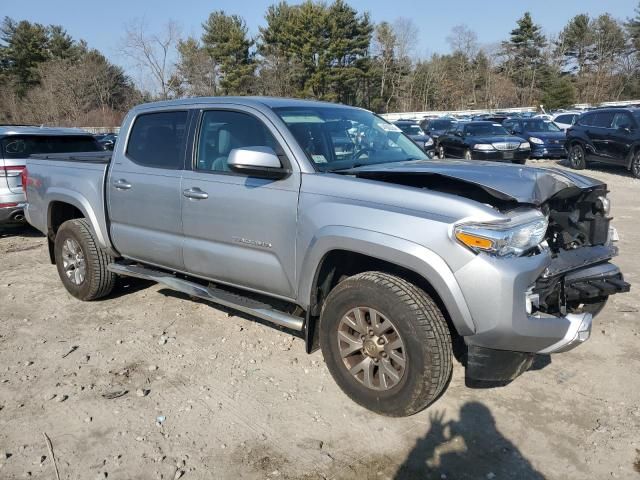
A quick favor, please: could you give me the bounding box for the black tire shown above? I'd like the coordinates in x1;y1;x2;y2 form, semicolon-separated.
513;158;527;165
437;144;445;159
631;150;640;179
463;149;472;161
569;143;586;170
319;272;452;416
54;218;116;300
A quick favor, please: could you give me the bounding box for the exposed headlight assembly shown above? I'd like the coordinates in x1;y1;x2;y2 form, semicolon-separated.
424;137;434;147
529;137;544;144
473;143;494;151
454;210;548;257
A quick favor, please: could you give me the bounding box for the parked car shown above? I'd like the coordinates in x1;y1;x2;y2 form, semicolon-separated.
0;126;102;224
24;97;629;416
436;121;530;163
552;112;581;132
503;118;566;159
419;118;457;143
393;120;435;156
566;107;640;178
96;133;118;151
472;114;509;123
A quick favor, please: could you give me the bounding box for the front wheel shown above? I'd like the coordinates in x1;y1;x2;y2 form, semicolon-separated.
463;149;472;160
54;219;116;300
319;272;452;416
569;143;586;170
437;145;445;159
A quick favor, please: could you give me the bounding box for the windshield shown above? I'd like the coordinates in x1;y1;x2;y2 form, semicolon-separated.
427;119;454;130
521;120;561;132
396;124;424;136
465;124;509;136
1;135;102;159
273;106;427;171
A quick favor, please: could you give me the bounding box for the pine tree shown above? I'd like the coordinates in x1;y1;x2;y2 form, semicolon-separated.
202;11;254;95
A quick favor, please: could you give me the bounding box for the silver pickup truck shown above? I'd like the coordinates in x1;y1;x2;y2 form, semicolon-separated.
24;97;630;416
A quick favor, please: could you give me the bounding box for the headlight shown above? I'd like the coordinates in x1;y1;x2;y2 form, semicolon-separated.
454;211;548;257
473;143;494;151
425;137;434;147
519;142;530;150
529;137;544;144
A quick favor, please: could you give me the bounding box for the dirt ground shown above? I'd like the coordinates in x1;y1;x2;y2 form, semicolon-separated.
0;159;639;480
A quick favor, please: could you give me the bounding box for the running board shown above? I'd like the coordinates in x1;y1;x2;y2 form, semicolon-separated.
107;263;304;331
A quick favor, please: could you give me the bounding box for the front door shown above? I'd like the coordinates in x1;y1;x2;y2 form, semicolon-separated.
108;110;189;270
180;107;300;299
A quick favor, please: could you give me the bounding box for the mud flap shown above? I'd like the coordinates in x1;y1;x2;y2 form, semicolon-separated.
465;345;535;388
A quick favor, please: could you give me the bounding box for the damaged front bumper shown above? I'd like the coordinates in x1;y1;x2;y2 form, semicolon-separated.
456;244;629;353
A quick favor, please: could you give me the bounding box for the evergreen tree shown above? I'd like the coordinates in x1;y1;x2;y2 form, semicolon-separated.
501;12;546;105
202;11;254;95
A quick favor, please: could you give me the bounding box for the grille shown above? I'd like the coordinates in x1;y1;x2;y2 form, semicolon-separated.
492;142;520;151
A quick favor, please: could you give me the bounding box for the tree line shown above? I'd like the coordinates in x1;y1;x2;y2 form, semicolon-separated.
1;1;640;126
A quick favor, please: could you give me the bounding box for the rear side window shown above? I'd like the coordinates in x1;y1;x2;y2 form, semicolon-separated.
1;135;101;159
592;112;615;128
554;114;572;124
126;111;188;169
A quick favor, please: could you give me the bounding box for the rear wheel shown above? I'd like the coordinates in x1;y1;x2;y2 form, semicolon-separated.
631;150;640;179
319;272;452;416
569;143;586;170
54;219;116;300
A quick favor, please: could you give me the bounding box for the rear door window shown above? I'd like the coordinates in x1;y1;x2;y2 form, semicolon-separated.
1;135;101;159
126;111;188;169
611;112;634;130
593;112;615;129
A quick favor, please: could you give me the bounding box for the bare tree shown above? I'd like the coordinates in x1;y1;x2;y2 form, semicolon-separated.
121;19;181;99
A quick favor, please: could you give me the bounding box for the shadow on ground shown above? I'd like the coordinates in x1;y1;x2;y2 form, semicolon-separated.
393;401;544;480
0;223;43;238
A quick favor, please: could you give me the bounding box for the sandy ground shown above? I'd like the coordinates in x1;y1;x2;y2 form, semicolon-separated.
0;159;639;480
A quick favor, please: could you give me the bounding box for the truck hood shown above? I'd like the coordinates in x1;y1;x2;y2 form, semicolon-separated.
347;159;604;206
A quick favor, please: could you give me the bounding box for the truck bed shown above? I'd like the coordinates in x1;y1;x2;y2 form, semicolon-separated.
25;152;113;249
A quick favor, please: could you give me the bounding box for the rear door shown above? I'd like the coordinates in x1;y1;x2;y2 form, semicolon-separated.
607;112;637;164
107;110;189;270
180;106;300;299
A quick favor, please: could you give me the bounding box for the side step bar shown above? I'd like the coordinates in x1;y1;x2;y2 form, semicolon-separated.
107;263;304;332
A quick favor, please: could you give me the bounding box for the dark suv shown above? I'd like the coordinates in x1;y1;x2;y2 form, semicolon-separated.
566;108;640;178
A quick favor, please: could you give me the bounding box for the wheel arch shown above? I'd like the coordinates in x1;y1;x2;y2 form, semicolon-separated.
298;227;475;353
45;190;113;262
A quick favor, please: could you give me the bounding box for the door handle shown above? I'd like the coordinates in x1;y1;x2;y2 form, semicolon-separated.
183;188;209;200
113;179;132;190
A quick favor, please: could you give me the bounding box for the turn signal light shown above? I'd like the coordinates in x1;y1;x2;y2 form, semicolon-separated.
455;231;494;250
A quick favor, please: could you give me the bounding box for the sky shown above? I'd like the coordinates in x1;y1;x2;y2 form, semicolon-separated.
2;0;637;72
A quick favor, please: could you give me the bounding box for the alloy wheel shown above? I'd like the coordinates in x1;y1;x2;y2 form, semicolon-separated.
61;238;86;285
570;145;584;168
337;307;407;391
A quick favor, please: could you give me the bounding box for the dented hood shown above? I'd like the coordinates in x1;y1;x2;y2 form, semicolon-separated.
348;159;604;206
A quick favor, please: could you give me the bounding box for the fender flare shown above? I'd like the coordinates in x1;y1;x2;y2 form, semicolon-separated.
297;226;476;336
45;188;112;251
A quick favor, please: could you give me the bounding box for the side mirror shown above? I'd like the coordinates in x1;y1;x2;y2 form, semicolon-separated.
227;146;288;179
618;126;631;134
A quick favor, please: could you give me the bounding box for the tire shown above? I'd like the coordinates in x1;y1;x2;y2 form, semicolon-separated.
631;150;640;179
513;158;527;165
463;149;472;161
54;218;116;300
319;271;452;416
569;143;586;170
437;145;445;159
